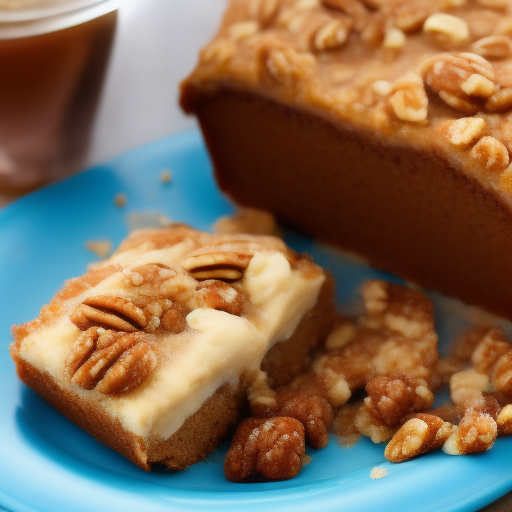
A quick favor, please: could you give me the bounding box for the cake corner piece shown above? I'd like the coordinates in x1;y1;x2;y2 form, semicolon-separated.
10;223;336;470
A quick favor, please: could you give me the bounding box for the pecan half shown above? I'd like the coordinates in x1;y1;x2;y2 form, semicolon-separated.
67;329;156;394
182;251;254;281
70;295;147;332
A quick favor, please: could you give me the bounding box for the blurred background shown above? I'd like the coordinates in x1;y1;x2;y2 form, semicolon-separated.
0;0;226;204
87;0;226;167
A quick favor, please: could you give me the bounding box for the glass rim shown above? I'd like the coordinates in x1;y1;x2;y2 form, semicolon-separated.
0;0;123;38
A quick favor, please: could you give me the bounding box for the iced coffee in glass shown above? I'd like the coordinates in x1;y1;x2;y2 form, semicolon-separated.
0;0;120;194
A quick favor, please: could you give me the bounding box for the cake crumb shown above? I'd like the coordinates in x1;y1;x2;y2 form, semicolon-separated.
213;208;279;236
301;454;313;466
126;211;173;231
114;192;127;208
85;239;112;259
160;169;173;183
370;467;389;480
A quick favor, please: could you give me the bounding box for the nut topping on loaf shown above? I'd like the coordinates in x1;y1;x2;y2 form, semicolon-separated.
182;0;512;196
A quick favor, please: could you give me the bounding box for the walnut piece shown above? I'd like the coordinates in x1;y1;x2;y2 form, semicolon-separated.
422;13;469;48
450;368;492;409
66;328;156;394
274;393;334;449
497;404;512;435
363;374;434;428
224;417;305;482
470;136;510;173
385;413;454;463
443;408;497;455
471;35;512;60
444;117;487;147
421;53;496;114
389;72;428;123
313;17;352;51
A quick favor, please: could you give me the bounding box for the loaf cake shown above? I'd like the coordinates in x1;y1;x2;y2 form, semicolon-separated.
10;224;335;470
181;0;512;320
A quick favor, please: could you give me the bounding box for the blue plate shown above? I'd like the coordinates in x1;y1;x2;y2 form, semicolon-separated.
1;130;511;512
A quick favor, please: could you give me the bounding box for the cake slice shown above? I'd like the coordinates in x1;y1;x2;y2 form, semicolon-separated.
181;0;512;320
10;224;335;470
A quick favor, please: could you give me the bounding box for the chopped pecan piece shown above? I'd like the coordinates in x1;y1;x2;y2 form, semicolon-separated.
224;417;305;482
485;88;512;113
160;303;188;333
123;263;177;297
354;405;396;443
470;328;512;398
189;279;245;315
70;295;148;332
312;16;352;51
66;329;156;394
264;46;316;87
389;72;428;123
385;413;454;463
472;35;512;60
